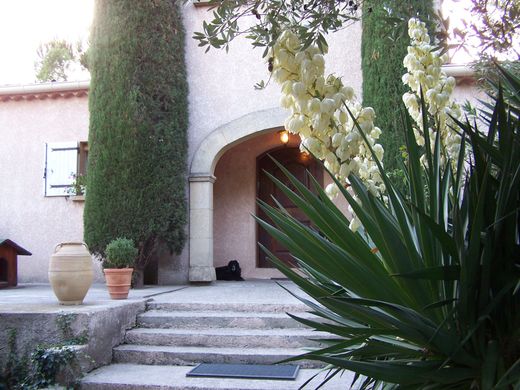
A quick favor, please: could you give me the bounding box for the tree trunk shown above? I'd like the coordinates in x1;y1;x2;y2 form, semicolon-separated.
132;268;144;289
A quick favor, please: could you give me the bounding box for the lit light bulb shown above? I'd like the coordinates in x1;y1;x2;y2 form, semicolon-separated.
279;130;289;145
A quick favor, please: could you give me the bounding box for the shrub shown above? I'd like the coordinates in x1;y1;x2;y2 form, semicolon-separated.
257;74;520;388
361;0;434;175
104;238;137;269
66;173;86;196
84;0;188;280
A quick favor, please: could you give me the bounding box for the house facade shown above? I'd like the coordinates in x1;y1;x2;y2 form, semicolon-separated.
0;4;482;284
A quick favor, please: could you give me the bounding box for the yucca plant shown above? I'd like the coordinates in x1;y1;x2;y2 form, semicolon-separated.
255;73;519;389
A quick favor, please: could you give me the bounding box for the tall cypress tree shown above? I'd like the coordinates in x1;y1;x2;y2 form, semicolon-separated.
362;1;434;175
84;0;188;282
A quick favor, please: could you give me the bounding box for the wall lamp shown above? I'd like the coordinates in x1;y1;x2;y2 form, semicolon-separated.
278;130;290;145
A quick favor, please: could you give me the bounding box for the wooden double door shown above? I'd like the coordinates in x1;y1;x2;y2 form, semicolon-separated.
257;147;323;268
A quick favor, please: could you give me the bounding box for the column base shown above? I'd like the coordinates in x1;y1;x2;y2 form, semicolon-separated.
189;266;216;282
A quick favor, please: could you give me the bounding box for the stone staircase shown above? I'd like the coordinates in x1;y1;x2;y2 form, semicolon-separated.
81;298;355;389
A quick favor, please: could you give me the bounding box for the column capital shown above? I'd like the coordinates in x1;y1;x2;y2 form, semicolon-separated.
189;174;216;183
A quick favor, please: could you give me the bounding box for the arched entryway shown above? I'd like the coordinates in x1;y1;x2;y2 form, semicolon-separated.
188;107;346;282
211;130;324;279
188;107;287;282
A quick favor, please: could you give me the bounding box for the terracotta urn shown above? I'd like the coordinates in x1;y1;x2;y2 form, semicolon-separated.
103;268;133;299
48;242;93;305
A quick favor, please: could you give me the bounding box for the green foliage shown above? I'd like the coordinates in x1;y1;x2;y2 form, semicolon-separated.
66;173;86;196
256;71;520;388
361;0;434;176
29;345;78;389
474;58;520;98
1;317;85;389
1;329;29;389
185;0;366;55
35;40;73;82
385;167;407;194
104;238;138;269
464;0;519;59
84;1;189;271
56;313;89;345
190;0;519;63
34;39;88;82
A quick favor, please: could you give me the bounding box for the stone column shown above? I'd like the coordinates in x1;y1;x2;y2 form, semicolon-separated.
188;175;216;282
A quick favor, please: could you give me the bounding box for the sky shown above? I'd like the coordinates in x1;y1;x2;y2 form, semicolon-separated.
0;0;94;86
0;0;486;87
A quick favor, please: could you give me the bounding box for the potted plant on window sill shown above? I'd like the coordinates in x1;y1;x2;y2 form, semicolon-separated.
67;173;87;202
103;238;137;299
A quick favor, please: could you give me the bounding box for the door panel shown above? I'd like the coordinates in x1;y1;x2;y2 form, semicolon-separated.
257;147;323;268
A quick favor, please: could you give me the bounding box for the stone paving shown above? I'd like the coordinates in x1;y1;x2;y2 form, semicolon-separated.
0;283;182;313
0;281;358;389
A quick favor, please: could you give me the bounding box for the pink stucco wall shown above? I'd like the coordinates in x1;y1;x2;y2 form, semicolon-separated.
452;80;488;104
0;95;103;282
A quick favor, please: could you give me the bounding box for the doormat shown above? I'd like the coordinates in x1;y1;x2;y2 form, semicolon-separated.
186;363;300;380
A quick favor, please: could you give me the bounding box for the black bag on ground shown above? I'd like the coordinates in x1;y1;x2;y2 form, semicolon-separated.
216;260;243;281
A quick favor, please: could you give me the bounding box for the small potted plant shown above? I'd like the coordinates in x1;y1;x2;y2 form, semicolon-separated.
103;238;137;299
66;173;87;200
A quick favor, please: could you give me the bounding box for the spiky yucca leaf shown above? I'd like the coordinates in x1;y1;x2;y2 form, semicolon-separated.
256;78;519;388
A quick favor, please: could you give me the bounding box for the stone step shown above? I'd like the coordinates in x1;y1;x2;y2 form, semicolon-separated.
113;344;324;368
137;310;315;329
80;363;357;389
125;328;331;349
146;301;309;313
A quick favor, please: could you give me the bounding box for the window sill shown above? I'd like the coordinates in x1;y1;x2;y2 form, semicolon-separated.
69;195;85;202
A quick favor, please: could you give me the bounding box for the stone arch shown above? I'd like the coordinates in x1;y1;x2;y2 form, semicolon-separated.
188;107;286;282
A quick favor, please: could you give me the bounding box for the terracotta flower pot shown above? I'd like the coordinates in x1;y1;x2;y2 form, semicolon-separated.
103;268;133;299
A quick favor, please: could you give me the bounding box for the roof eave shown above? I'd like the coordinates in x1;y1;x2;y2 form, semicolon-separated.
0;80;90;102
0;239;32;256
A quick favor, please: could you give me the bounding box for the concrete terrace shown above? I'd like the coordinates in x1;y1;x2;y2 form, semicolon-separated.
0;280;358;389
0;283;181;313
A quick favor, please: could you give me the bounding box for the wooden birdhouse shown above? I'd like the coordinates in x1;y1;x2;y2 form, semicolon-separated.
0;239;31;288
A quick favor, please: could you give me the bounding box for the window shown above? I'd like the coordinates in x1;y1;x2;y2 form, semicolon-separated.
44;142;88;197
78;141;88;177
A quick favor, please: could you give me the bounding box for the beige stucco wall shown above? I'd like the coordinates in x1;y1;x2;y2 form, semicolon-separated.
451;81;488;104
184;4;363;281
183;5;364;170
0;96;104;283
